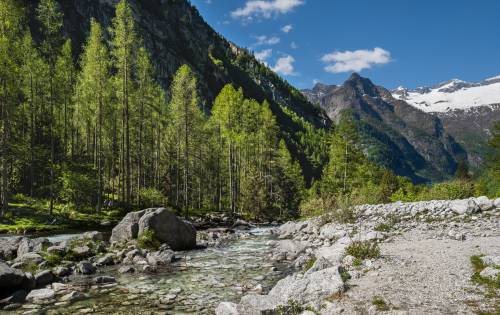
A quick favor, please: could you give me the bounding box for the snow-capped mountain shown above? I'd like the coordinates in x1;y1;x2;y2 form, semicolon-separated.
392;76;500;113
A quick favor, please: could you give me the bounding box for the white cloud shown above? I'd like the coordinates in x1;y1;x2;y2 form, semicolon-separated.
321;47;392;73
231;0;304;20
253;35;280;46
255;49;273;62
281;24;293;33
313;79;320;85
272;55;296;76
290;41;298;49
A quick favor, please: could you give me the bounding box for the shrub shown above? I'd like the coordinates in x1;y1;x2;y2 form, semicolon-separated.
137;229;161;250
138;188;166;208
60;163;98;207
372;296;389;311
346;241;380;260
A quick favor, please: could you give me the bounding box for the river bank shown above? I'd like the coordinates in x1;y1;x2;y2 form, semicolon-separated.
218;196;500;314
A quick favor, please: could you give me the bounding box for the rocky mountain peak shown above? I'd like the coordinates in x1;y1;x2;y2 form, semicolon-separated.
344;73;379;97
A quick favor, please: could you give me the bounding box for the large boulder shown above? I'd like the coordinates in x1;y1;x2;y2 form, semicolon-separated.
110;209;149;243
17;237;51;257
0;262;25;293
111;208;197;251
0;237;23;260
138;208;196;250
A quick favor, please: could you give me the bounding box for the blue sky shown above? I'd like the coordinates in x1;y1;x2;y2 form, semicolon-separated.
191;0;500;90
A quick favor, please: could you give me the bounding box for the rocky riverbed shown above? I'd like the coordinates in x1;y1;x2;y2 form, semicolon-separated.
218;196;500;314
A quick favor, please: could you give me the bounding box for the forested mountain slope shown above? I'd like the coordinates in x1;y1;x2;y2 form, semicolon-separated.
23;0;329;181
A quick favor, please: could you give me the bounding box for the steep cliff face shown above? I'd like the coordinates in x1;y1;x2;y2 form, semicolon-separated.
25;0;327;127
303;74;467;183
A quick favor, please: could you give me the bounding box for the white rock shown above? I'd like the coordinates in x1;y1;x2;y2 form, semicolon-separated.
26;288;55;302
216;302;239;315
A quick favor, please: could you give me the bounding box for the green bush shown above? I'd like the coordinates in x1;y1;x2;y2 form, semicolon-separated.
137;229;161;250
303;256;317;272
346;241;380;260
60;163;98;207
138;188;166;208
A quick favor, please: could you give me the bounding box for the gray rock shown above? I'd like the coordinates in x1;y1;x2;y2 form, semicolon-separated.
494;198;500;209
46;245;67;256
110;209;149;243
118;266;135;274
0;237;23;260
96;253;115;266
0;289;27;304
53;266;71;278
138;208;197;250
72;245;92;257
81;231;105;242
77;261;96;275
274;240;307;261
25;288;55;302
17;238;51;257
59;291;85;302
481;255;500;266
94;276;116;284
34;270;54;287
474;196;494;211
0;261;26;290
449;199;479;215
14;253;43;265
480;267;500;280
215;302;239;315
146;249;174;266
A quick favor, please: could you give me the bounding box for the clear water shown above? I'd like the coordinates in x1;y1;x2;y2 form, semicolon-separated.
14;228;287;315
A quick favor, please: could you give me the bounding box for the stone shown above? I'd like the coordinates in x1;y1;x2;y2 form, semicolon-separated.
274;240;307;261
481;255;500;266
77;261;96;275
94;276;116;284
60;291;85;303
14;253;43;265
0;290;27;304
480;267;500;280
72;245;92;257
494;198;500;209
53;266;71;278
81;231;105;242
215;302;239;315
118;266;135;274
475;196;494;211
0;261;26;290
110;209;150;243
449;199;479;215
25;288;55;302
51;283;67;292
34;270;54;287
46;245;66;256
0;237;23;260
17;238;51;257
138;208;197;250
146;249;174;266
96;254;115;266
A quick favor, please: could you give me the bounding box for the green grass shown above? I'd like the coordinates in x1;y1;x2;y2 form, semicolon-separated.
374;222;392;232
469;255;500;315
0;194;124;234
137;229;161;250
303;256;317;272
352;257;363;267
346;241;381;260
372;296;389;311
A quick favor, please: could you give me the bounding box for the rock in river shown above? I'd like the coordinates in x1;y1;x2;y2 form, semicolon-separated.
111;207;197;250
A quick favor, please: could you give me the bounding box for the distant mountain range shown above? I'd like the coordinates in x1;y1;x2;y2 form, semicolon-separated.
392;76;500;113
302;74;500;182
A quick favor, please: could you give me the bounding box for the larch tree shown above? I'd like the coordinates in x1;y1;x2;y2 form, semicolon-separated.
75;19;111;212
167;64;204;219
36;0;63;215
111;0;137;204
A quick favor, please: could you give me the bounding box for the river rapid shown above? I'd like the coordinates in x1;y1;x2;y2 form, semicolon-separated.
7;227;288;315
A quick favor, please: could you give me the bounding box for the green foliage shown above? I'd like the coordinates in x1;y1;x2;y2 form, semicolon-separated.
137;229;161;250
345;241;380;260
138;188;165;208
60;164;98;207
274;300;318;315
470;255;500;290
372;296;390;311
303;256;317;272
